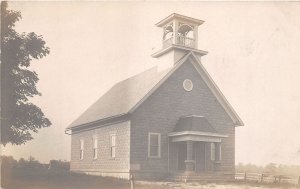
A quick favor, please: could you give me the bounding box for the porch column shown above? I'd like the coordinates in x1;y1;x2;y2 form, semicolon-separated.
184;140;195;172
215;143;221;161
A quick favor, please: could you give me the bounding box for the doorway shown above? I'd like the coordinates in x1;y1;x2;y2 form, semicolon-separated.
177;142;187;171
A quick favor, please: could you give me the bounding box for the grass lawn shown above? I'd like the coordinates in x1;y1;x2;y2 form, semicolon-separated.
2;168;166;189
2;168;299;189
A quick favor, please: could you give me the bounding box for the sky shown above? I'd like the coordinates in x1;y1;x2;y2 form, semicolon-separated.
2;1;300;166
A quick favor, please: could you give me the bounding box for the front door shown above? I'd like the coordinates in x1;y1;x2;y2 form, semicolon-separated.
194;142;206;172
177;142;187;171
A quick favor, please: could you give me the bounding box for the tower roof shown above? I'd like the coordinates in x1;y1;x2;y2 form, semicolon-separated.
155;13;205;27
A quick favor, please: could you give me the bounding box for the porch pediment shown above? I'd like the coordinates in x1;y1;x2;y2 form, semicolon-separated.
168;131;228;142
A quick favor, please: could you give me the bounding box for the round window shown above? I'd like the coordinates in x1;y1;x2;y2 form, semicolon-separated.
183;79;193;91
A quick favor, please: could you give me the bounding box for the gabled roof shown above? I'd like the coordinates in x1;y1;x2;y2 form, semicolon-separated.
68;67;172;129
128;52;244;126
67;52;244;130
186;53;244;126
173;115;217;133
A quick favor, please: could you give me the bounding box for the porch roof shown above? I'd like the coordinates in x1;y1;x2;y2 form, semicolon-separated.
173;115;216;133
170;116;228;142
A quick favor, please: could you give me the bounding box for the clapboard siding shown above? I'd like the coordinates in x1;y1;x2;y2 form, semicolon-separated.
130;61;236;178
70;121;130;179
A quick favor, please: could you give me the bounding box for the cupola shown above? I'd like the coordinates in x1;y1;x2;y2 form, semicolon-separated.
158;13;203;49
152;13;208;71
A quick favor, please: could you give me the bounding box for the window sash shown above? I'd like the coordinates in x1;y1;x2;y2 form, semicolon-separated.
80;139;84;150
219;144;222;161
93;136;98;159
93;148;98;159
93;138;98;148
148;133;161;158
110;134;116;158
149;145;159;157
80;139;84;160
111;146;116;158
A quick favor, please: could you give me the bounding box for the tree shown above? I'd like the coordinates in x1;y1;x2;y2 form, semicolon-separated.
265;163;277;174
1;156;18;168
1;2;51;145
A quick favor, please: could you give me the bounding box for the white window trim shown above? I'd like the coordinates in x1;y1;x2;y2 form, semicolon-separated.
93;135;98;160
110;134;116;158
219;143;222;161
211;142;216;161
80;139;84;160
148;132;161;158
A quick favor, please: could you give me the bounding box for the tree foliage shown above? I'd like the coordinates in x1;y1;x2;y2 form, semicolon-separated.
1;2;51;145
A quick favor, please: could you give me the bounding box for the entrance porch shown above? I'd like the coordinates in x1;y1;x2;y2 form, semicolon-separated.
169;140;224;174
168;116;227;175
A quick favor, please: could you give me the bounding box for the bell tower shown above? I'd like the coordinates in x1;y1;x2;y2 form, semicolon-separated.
152;13;208;71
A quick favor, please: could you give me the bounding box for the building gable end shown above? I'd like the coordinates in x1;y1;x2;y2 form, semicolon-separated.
129;52;243;126
188;53;244;126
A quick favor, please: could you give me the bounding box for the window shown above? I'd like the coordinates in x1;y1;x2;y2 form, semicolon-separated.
110;134;116;158
183;79;193;91
211;143;215;161
148;133;161;158
80;139;84;160
93;136;98;159
219;144;222;161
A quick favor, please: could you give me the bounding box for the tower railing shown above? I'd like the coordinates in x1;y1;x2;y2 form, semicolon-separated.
162;36;196;49
176;35;195;48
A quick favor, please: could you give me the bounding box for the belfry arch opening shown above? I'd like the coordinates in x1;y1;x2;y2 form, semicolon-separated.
163;25;174;48
177;24;195;47
163;25;173;40
178;24;194;38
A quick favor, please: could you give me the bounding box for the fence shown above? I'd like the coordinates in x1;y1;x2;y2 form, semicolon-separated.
235;172;300;185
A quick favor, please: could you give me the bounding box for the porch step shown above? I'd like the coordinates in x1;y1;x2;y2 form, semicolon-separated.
167;173;234;182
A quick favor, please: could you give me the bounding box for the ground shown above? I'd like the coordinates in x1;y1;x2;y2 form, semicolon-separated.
1;168;299;189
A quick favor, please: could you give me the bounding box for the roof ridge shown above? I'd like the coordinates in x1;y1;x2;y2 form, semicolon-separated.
67;51;244;130
113;66;158;85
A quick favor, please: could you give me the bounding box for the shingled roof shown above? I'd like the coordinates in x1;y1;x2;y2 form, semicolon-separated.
68;66;172;128
67;52;244;130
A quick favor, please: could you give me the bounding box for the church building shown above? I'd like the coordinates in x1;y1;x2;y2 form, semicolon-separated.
65;13;244;180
